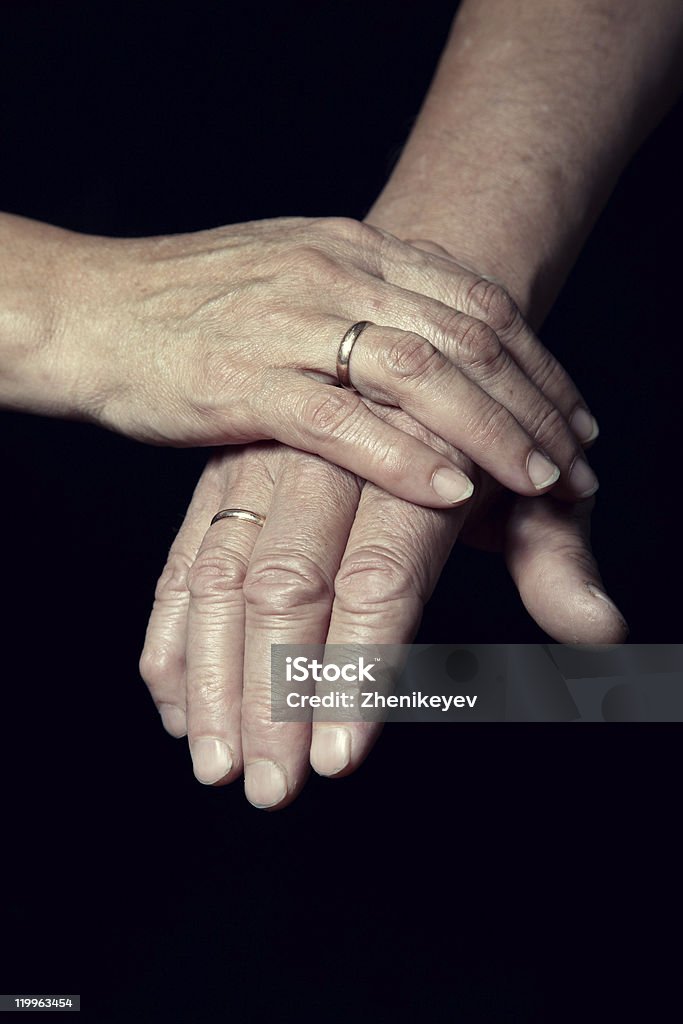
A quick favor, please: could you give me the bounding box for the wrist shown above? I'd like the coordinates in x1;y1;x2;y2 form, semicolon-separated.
0;214;95;419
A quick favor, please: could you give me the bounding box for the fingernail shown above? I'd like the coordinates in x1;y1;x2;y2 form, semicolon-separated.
570;408;600;444
431;467;474;504
310;728;351;776
245;760;287;808
527;450;560;490
570;456;599;497
158;703;187;738
586;584;629;630
190;738;233;785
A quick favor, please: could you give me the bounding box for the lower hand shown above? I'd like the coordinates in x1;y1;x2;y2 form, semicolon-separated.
140;419;626;810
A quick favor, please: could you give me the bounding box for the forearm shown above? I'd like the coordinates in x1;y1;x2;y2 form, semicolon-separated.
368;0;683;324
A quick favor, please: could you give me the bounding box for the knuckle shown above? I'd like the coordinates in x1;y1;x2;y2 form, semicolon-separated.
382;332;445;385
186;547;249;601
139;645;179;691
335;545;420;611
283;242;341;280
316;216;374;245
427;308;464;341
311;217;386;271
463;278;520;334
154;551;193;603
301;388;361;439
454;318;503;373
243;553;333;615
533;348;568;394
305;247;343;280
530;403;573;450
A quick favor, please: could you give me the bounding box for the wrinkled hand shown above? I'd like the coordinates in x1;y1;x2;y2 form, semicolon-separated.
140;417;626;810
54;217;598;505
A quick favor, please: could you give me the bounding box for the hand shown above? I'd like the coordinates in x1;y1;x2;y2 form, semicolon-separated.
139;421;625;810
51;216;598;505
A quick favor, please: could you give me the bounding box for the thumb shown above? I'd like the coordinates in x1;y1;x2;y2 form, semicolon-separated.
504;496;629;644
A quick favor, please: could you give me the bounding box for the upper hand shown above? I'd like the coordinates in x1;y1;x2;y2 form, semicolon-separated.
55;217;598;506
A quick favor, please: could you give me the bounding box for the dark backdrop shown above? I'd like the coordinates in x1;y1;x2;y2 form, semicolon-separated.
1;2;680;1020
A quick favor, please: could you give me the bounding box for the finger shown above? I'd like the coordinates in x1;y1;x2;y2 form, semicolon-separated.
396;238;600;447
261;370;476;509
369;231;597;444
356;280;598;499
184;446;276;785
311;412;470;778
139;452;228;738
342;323;567;498
240;451;360;809
504;495;629;644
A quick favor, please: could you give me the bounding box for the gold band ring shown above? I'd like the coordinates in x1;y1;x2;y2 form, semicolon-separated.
336;320;373;390
210;508;266;528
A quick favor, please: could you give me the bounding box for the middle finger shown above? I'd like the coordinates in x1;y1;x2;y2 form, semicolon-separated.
240;450;361;809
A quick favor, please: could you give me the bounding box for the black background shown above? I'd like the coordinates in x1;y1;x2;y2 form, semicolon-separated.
1;2;681;1020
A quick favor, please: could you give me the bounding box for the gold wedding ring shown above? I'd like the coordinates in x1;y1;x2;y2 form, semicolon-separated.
210;508;266;528
336;320;373;390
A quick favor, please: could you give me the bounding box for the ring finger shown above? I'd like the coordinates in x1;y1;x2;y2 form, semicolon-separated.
184;446;276;785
